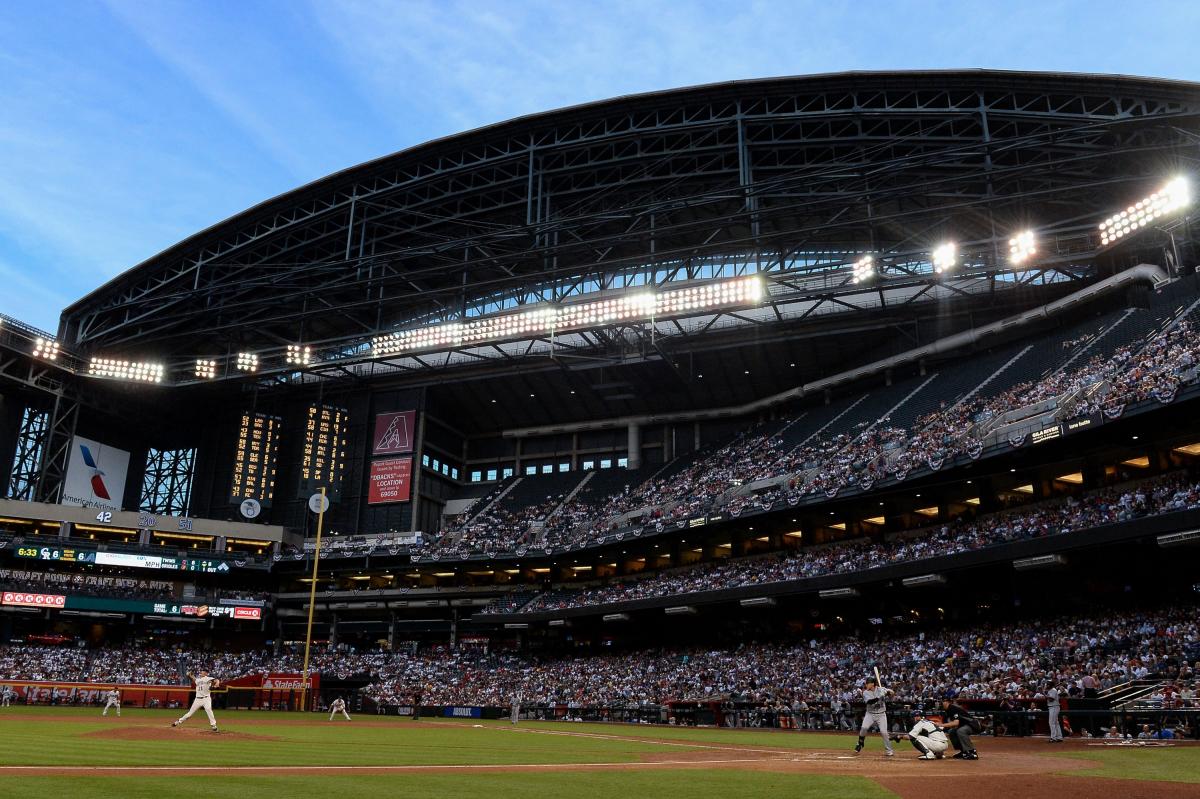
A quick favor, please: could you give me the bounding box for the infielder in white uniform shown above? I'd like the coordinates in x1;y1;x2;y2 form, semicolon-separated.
1046;683;1063;742
892;709;949;759
172;670;220;731
102;687;121;717
855;677;895;756
328;698;351;721
1;685;14;707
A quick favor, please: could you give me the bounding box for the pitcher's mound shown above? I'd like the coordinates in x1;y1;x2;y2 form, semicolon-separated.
83;726;280;742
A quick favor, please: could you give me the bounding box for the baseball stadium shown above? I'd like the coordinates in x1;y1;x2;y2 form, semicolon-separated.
2;70;1200;799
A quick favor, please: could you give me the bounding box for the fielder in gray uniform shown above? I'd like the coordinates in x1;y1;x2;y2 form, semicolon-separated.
510;694;521;725
1046;683;1063;742
855;677;895;756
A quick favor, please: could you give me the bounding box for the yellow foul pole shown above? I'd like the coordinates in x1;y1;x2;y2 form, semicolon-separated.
299;487;327;713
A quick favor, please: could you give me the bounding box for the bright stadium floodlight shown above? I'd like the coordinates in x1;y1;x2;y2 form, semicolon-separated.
371;275;765;359
236;352;258;372
932;242;957;273
285;344;311;366
89;357;164;384
1008;230;1036;265
851;255;875;284
32;337;59;361
194;359;217;379
1099;177;1191;246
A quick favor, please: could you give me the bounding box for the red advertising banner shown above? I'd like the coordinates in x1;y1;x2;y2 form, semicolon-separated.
372;411;416;456
368;458;413;504
178;604;262;621
2;592;66;608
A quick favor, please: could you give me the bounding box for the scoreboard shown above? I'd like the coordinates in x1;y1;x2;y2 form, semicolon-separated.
230;412;282;505
18;547;233;573
15;545;94;563
299;404;348;501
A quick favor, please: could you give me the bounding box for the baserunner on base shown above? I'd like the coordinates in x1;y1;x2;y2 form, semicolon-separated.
171;670;220;732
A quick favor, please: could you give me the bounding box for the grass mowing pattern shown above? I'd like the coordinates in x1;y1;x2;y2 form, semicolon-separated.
0;771;899;799
0;709;680;767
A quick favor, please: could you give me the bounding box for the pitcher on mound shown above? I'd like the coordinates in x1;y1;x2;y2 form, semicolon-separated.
172;670;221;732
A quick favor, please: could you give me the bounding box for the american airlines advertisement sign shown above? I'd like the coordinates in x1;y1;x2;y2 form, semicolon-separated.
62;436;130;512
371;411;416;455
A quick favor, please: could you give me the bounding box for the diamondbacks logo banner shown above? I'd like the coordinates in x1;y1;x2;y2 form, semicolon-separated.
372;411;416;456
62;436;130;512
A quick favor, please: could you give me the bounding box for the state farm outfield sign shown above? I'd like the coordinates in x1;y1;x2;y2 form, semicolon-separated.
2;592;66;608
262;674;313;689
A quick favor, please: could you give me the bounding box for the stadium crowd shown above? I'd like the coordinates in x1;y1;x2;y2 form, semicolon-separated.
1;606;1196;723
514;471;1200;613
419;317;1200;556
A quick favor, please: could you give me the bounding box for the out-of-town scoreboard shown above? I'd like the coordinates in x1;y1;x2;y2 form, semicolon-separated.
230;412;281;505
299;404;349;501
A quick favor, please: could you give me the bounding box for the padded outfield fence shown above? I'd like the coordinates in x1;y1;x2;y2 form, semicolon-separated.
0;681;319;711
365;699;1200;740
4;681;1196;740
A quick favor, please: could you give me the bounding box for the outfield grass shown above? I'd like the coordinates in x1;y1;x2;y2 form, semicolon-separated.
0;770;898;799
3;707;1197;799
0;709;898;799
0;708;682;767
1044;746;1200;783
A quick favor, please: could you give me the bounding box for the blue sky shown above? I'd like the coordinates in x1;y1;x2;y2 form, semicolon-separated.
1;0;1197;332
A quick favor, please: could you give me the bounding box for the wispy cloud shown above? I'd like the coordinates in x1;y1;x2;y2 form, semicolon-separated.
0;0;1196;332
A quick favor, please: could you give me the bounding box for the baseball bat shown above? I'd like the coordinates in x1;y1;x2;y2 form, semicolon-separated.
874;666;882;688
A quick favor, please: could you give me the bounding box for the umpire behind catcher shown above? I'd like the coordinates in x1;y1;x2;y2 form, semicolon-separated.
939;697;982;760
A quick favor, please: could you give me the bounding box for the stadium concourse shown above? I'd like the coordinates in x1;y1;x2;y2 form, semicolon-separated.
0;72;1199;799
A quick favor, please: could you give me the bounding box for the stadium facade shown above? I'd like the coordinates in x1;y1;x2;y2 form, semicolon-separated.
1;70;1199;668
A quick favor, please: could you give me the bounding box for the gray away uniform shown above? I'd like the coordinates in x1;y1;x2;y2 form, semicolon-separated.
858;687;894;753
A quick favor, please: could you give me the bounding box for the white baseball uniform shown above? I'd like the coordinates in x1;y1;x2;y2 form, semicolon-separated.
176;675;218;728
1;686;13;706
102;689;121;717
329;698;351;721
907;718;949;758
1047;687;1063;741
510;694;521;725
